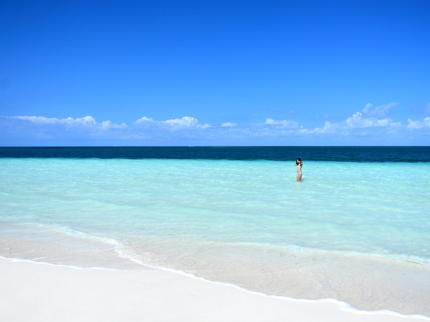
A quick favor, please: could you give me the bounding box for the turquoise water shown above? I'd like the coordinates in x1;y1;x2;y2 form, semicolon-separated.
1;158;429;264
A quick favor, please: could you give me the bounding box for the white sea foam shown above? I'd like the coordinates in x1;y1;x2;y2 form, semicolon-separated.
62;227;120;247
244;242;430;265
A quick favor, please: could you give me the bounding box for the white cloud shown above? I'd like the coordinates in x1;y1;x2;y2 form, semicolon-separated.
303;111;400;134
162;116;199;128
300;121;338;134
5;115;126;129
135;116;211;129
345;112;395;128
2;108;429;145
300;103;402;134
362;102;398;116
265;118;299;128
221;122;237;127
12;115;63;124
100;120;127;129
407;117;430;129
135;116;155;123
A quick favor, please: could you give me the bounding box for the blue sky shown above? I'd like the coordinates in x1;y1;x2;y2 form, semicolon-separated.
1;0;429;145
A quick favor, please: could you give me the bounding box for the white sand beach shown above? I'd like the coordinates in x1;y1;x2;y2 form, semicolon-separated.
1;257;429;322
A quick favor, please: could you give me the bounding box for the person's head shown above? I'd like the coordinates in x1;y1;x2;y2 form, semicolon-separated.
296;158;302;165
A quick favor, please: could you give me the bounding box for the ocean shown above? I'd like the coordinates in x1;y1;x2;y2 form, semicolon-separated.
1;147;429;315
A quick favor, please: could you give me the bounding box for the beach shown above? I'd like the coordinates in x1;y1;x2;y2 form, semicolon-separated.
1;230;430;318
1;150;430;320
2;0;429;315
1;257;429;322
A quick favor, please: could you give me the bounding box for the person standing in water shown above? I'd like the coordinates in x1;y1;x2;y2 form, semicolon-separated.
295;158;303;181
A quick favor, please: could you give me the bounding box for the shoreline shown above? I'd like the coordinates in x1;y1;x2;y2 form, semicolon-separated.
1;256;429;322
1;158;429;319
1;231;430;317
122;239;430;316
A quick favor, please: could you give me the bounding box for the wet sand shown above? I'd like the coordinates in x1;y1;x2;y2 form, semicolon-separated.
1;257;429;322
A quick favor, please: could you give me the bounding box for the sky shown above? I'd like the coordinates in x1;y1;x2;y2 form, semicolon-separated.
0;0;429;146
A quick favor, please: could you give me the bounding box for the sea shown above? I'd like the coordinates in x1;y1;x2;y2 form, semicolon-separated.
1;147;429;315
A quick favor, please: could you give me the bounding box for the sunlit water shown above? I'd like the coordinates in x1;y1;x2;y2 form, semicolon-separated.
2;157;430;314
1;158;429;263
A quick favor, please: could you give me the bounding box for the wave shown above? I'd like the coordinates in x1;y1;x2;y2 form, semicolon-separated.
61;227;121;247
60;227;161;270
243;241;430;266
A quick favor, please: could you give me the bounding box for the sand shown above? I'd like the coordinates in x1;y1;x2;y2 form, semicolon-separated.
0;257;429;322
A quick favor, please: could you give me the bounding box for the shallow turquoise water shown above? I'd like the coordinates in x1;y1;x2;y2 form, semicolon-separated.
0;158;429;264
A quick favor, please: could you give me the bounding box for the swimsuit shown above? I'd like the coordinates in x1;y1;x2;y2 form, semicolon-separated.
297;165;302;174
